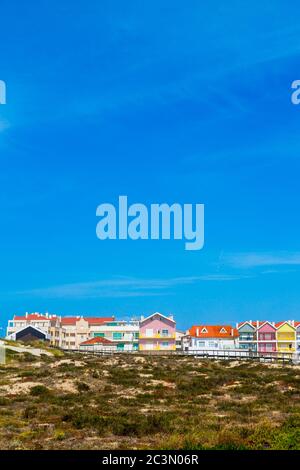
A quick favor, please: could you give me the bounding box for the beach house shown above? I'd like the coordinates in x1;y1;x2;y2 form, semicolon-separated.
183;325;238;351
139;313;176;351
276;321;296;353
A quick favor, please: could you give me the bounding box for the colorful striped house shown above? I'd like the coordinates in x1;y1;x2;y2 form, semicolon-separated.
237;321;257;351
276;322;296;353
139;312;176;351
237;320;299;353
257;322;277;353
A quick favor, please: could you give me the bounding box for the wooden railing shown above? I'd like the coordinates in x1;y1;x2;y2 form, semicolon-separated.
64;348;300;364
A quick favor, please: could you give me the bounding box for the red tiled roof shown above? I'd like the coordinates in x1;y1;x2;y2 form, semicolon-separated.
188;325;238;338
60;316;114;326
14;314;49;321
61;317;80;325
85;317;114;325
80;337;113;346
238;321;300;329
275;321;296;329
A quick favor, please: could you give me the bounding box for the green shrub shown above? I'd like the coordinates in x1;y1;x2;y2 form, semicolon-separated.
23;406;38;419
76;381;90;393
30;385;50;397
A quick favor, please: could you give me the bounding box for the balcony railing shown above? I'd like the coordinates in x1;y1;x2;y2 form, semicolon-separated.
139;344;176;351
277;347;295;352
277;335;296;341
139;333;176;339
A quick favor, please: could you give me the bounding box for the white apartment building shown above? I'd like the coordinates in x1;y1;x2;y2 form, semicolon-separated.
6;312;56;341
6;313;141;351
88;319;140;351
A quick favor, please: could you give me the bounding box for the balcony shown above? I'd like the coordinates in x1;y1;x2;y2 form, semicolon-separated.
277;346;295;353
139;333;176;340
257;333;276;341
139;344;176;351
277;334;295;341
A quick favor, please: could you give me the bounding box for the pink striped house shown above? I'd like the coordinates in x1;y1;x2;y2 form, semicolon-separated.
257;321;277;352
139;312;176;351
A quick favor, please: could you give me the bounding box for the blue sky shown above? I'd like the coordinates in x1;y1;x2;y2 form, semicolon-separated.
1;1;300;333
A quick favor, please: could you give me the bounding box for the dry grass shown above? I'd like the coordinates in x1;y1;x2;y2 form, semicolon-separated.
0;351;299;450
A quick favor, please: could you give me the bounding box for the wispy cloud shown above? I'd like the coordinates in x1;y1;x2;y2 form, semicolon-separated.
13;274;244;299
0;119;9;132
223;252;300;269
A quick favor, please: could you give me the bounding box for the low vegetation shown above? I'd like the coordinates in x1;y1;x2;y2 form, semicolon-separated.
0;350;299;450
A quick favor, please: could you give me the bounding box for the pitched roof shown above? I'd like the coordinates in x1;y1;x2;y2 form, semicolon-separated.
140;312;175;324
256;321;277;330
188;325;238;338
275;321;296;330
14;324;47;336
237;321;267;328
80;337;113;346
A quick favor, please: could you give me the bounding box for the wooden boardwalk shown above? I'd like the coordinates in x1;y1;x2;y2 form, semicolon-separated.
66;348;300;364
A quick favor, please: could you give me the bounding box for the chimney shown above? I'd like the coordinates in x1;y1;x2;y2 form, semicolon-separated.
196;328;199;336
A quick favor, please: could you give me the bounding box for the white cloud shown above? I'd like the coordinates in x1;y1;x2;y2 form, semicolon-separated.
223;252;300;269
14;274;243;299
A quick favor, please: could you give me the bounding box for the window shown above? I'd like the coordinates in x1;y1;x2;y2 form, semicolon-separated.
162;329;169;336
117;343;124;351
113;332;122;340
94;333;105;338
162;342;169;347
197;341;205;348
